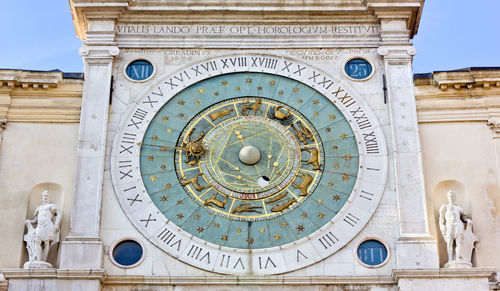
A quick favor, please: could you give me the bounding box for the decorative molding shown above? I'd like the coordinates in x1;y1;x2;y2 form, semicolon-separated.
0;70;83;123
377;45;415;64
0;70;62;89
104;275;395;286
80;45;120;64
1;269;107;281
392;268;495;282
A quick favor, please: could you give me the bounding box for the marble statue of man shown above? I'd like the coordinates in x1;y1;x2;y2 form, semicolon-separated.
439;190;478;268
23;190;61;269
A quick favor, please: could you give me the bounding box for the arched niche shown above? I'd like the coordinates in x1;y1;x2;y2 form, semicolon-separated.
431;180;467;266
22;182;64;268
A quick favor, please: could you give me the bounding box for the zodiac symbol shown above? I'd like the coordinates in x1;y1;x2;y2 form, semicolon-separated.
265;192;288;204
291;173;313;196
267;105;294;126
301;147;322;170
290;121;314;144
203;194;229;209
180;174;210;192
240;98;263;116
143;128;206;166
209;108;233;121
231;203;262;214
271;198;297;212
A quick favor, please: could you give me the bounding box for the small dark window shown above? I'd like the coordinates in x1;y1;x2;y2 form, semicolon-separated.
126;60;154;81
345;58;373;80
357;239;387;266
112;240;143;266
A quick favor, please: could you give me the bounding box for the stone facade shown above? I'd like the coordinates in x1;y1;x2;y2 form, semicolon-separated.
0;0;499;290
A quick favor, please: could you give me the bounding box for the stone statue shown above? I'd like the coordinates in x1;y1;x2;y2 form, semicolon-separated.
23;190;61;269
439;190;478;268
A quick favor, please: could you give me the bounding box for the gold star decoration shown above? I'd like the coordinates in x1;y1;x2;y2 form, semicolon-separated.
301;212;307;218
246;78;252;83
340;133;347;139
273;234;281;240
195;100;200;105
313;100;319;105
325;128;331;132
162;116;169;121
213;91;219;96
317;199;323;204
177;213;184;219
259;228;266;233
236;228;242;233
221;80;228;86
194;214;200;219
247;237;254;244
297;99;303;103
297;225;305;232
166;183;172;189
257;86;263;91
235;86;241;91
161;196;167;202
279;222;288;227
221;235;228;241
167;128;173;133
198;88;205;94
148;156;154;161
342;174;349;181
317;213;325;219
150;176;157;182
278;90;284;95
197;227;204;233
213;223;220;228
333;195;340;201
333;145;339;150
178;100;185;105
178;113;185;118
345;154;352;160
269;80;276;86
329;114;336;119
152;136;158;141
314;112;319;116
160;164;166;170
328;182;334;187
293;87;299;92
333;163;340;168
176;200;183;205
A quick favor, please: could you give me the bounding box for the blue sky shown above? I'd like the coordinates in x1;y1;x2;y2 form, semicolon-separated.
1;1;499;74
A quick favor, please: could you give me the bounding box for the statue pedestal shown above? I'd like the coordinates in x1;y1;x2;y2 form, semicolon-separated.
444;260;473;269
23;261;53;269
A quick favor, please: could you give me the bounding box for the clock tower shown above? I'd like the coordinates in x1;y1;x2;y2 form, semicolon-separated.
60;0;443;288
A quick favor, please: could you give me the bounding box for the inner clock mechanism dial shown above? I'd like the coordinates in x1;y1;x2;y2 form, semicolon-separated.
139;72;359;249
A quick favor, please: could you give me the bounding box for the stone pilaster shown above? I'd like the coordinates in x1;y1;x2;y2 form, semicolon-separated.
59;19;119;273
377;17;438;269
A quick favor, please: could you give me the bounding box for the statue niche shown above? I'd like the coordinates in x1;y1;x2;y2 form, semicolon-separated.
23;190;61;269
439;190;478;268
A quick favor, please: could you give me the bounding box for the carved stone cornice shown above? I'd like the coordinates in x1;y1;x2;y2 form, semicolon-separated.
0;70;63;89
0;70;83;123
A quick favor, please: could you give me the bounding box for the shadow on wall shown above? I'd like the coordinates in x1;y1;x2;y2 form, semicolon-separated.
21;182;64;268
431;180;469;267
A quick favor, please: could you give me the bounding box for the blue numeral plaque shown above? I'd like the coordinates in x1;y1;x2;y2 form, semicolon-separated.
345;58;373;80
126;60;154;81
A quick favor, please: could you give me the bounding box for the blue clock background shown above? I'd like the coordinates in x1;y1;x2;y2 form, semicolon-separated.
139;72;359;249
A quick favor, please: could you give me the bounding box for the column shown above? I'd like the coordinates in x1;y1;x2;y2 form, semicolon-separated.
59;19;119;271
377;18;439;269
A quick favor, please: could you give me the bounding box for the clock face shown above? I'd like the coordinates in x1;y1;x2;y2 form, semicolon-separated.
111;54;387;275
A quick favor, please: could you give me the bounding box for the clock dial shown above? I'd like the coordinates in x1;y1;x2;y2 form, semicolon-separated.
111;54;386;274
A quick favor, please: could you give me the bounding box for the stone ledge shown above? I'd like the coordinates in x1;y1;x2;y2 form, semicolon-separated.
1;269;107;281
392;267;496;281
104;275;395;286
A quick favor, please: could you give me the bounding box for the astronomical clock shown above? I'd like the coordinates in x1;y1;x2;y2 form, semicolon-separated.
111;54;387;274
